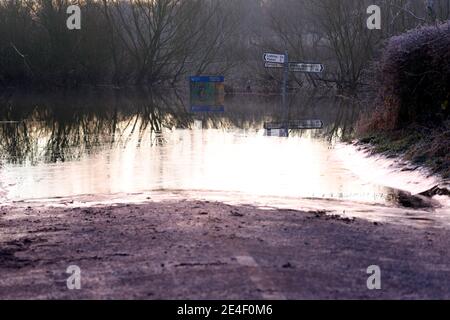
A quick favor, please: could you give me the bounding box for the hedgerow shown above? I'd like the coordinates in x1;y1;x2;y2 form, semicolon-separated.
360;21;450;132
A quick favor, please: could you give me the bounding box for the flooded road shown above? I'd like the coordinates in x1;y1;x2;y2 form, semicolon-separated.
0;90;447;226
2;90;450;300
2;129;388;202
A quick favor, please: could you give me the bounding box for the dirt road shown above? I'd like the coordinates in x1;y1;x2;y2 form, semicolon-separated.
1;196;450;299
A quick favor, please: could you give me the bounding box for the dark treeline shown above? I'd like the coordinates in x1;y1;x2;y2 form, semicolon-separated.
0;0;244;87
1;0;449;91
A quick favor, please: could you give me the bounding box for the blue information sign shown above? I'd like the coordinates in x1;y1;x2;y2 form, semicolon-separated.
190;76;225;83
189;75;225;113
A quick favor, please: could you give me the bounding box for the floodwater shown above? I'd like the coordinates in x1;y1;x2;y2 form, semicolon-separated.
0;89;447;225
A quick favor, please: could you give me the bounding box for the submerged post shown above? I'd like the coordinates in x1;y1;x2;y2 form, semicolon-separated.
282;50;289;136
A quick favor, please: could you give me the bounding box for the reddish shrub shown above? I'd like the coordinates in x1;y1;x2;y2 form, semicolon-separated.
362;21;450;133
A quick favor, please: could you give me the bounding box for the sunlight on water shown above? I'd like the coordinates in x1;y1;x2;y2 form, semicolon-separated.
1;125;387;203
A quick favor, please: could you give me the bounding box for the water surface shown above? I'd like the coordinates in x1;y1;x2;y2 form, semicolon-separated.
0;90;446;226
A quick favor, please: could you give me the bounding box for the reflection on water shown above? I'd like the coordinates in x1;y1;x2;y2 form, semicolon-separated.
0;89;434;210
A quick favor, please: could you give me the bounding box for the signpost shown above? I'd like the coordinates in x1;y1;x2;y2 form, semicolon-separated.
263;53;286;64
281;51;289;135
264;62;284;69
263;52;325;137
289;62;324;73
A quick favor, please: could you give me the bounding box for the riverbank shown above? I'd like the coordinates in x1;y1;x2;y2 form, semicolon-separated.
1;194;450;299
357;121;450;181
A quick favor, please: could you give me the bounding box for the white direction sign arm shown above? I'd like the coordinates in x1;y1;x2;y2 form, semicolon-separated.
263;53;285;64
289;62;324;73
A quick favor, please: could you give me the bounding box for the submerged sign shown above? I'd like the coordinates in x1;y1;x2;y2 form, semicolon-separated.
190;76;225;112
264;120;324;130
190;106;225;113
190;76;224;83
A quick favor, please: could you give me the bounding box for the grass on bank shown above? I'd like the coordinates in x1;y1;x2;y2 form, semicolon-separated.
358;122;450;179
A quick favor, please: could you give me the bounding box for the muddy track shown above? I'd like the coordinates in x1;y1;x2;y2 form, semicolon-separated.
1;198;450;299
